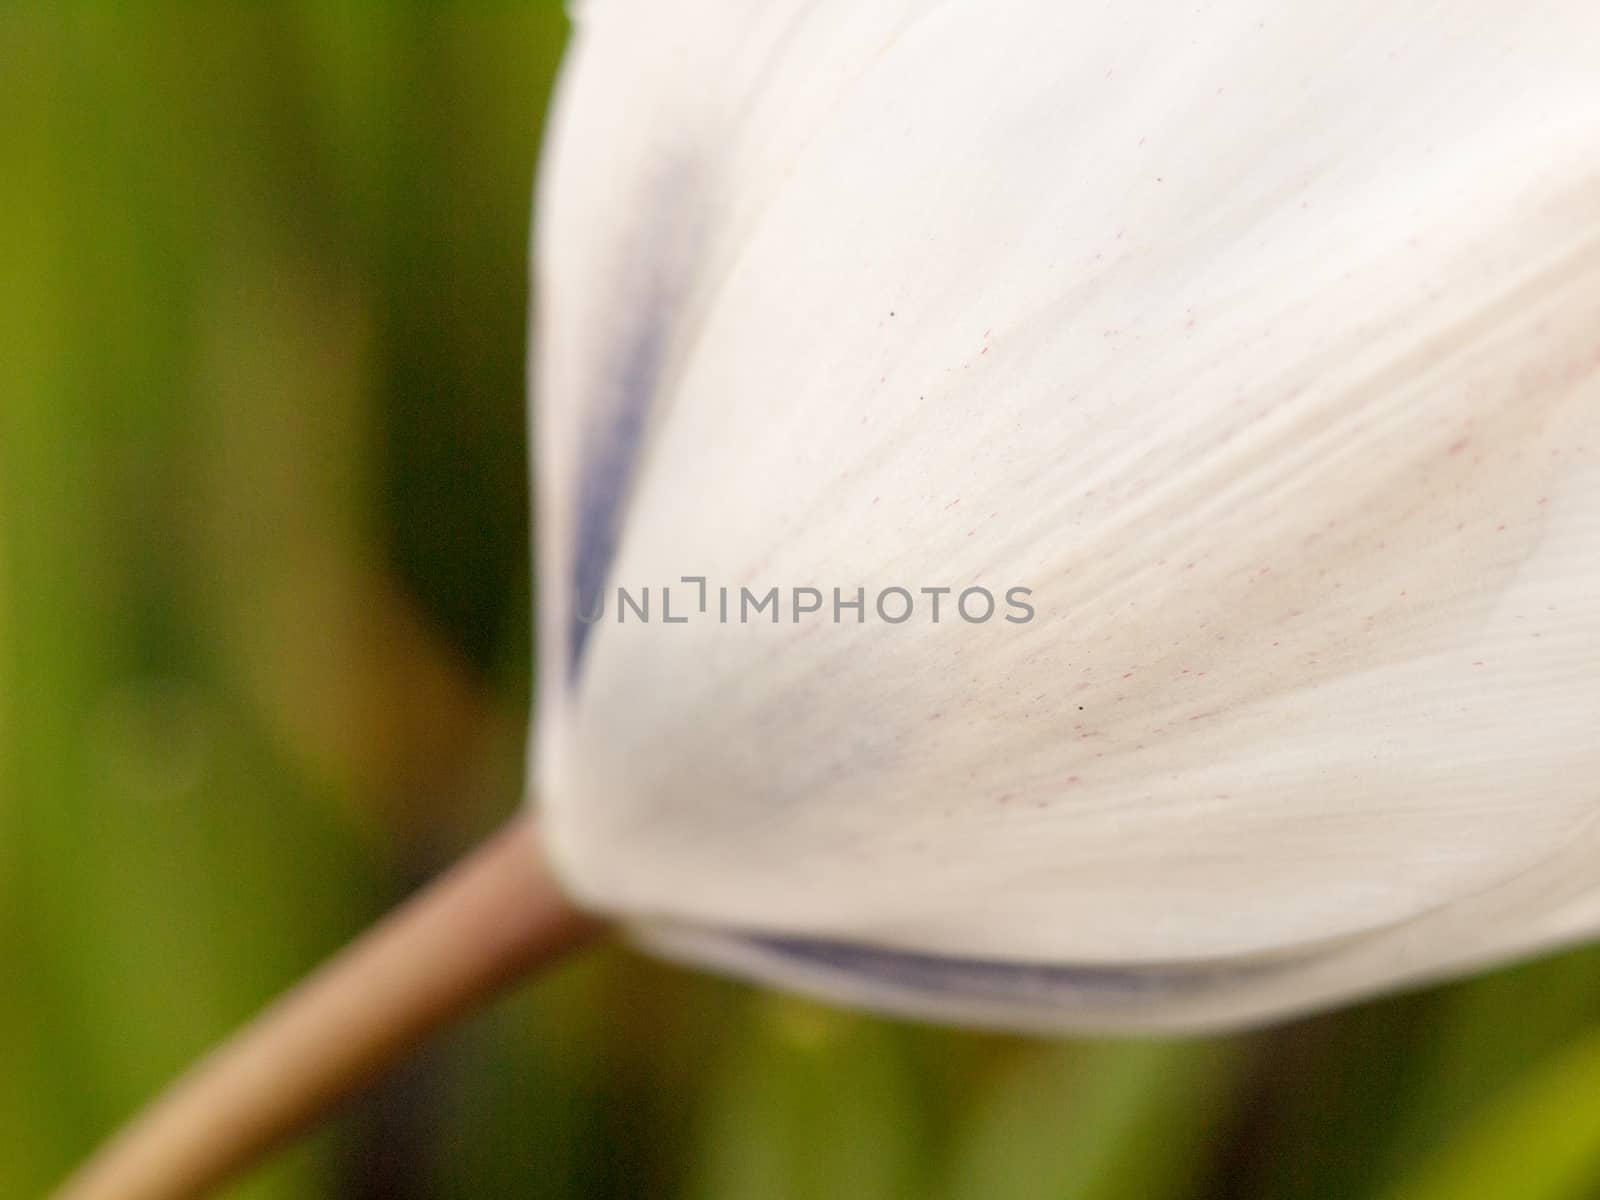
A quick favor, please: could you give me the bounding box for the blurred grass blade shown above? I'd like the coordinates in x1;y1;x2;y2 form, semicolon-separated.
684;999;930;1200
1381;1026;1600;1200
1380;948;1600;1170
946;1040;1239;1200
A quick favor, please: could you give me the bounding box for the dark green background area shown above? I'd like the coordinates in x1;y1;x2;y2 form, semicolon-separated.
3;6;1599;1198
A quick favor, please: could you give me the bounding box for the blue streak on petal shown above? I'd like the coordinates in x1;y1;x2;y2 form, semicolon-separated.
747;935;1281;1009
567;314;665;682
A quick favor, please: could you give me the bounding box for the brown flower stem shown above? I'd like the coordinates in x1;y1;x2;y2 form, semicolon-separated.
53;816;606;1200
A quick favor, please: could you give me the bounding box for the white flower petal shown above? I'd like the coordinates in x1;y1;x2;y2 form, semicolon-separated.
531;0;1600;1030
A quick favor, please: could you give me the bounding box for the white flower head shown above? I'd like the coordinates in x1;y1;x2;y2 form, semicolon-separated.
530;0;1600;1031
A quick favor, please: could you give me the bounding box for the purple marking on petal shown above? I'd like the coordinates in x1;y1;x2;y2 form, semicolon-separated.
561;157;708;686
748;935;1284;1009
567;314;666;681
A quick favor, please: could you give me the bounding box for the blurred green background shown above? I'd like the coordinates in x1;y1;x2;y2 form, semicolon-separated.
5;5;1600;1199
